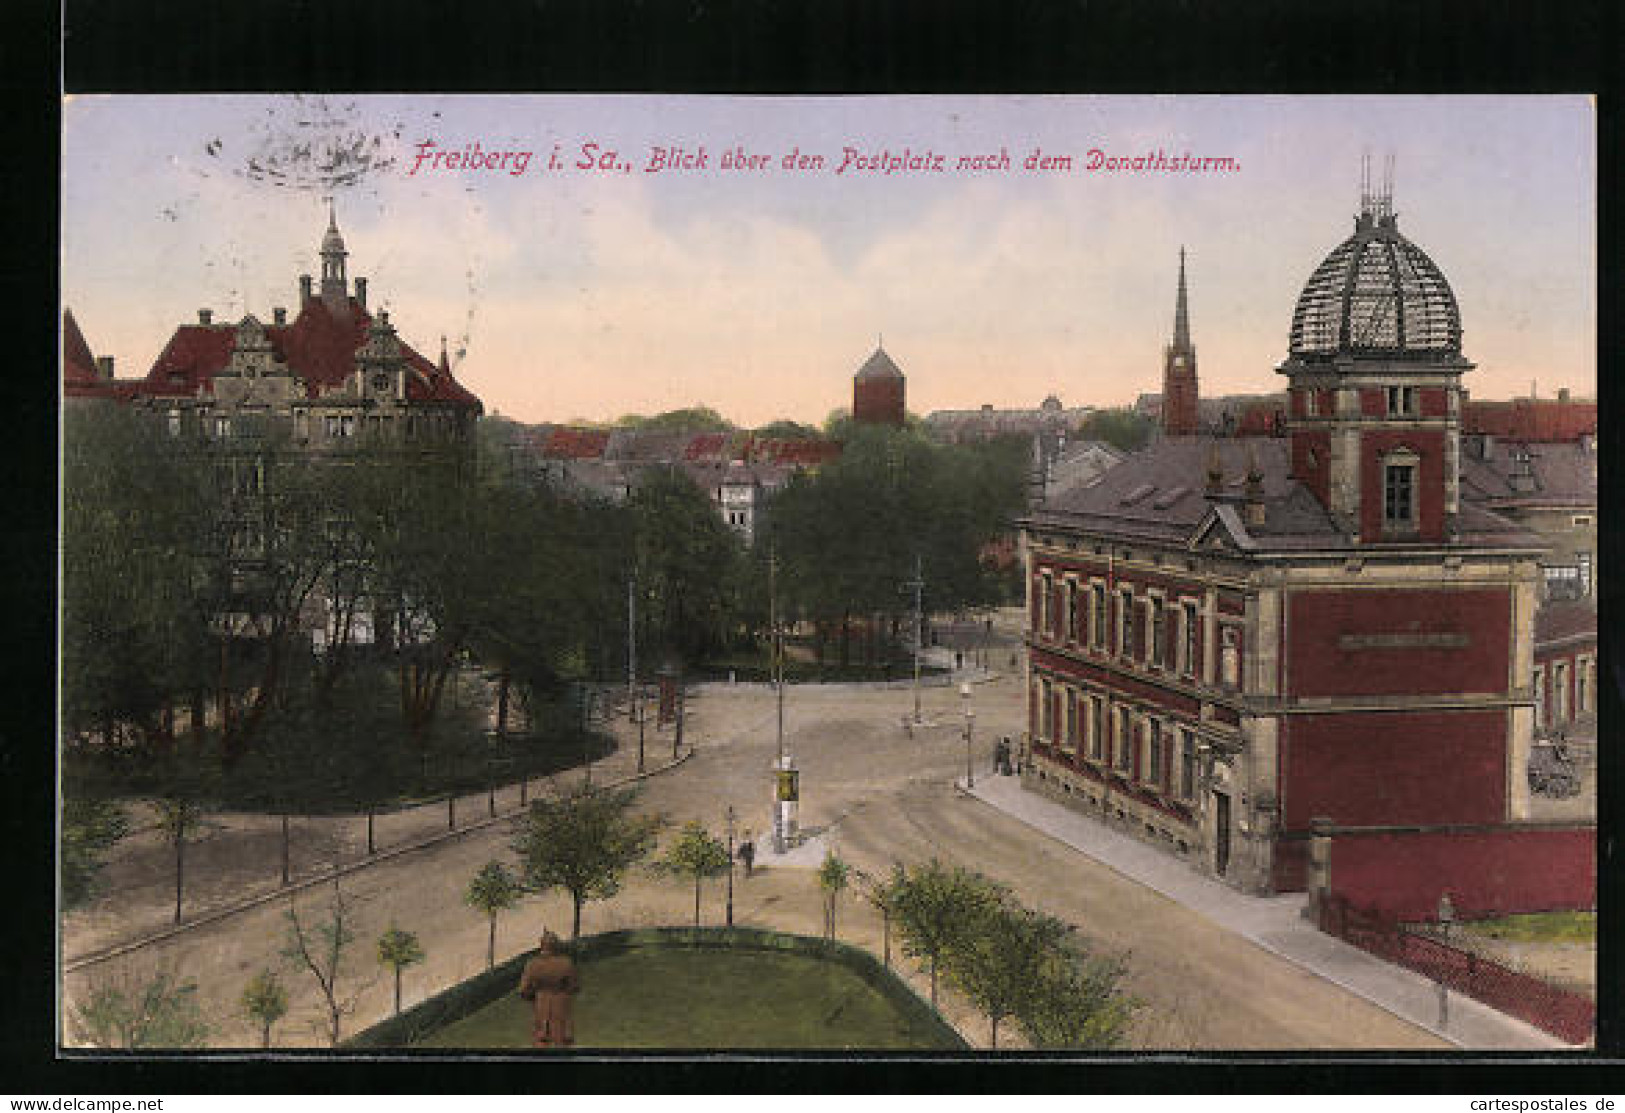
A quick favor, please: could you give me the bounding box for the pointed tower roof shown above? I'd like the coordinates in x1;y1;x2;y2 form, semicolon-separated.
62;308;99;383
1173;246;1193;352
855;345;904;381
438;334;450;375
321;199;346;256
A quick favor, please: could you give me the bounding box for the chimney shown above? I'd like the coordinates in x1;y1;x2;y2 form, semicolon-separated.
1244;446;1267;527
299;274;313;303
95;356;114;380
354;277;368;310
198;308;213;325
1204;445;1225;497
272;307;287;326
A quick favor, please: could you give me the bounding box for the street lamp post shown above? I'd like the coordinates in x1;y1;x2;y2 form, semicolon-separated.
636;688;646;775
725;805;736;928
961;682;975;789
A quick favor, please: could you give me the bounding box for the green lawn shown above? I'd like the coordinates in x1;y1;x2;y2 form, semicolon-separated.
417;946;958;1050
1459;910;1595;945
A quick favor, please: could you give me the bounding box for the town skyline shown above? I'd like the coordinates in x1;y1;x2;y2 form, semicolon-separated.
63;94;1594;427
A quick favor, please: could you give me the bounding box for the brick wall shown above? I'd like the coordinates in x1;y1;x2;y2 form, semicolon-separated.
1280;709;1507;830
1326;825;1595;920
1287;587;1511;698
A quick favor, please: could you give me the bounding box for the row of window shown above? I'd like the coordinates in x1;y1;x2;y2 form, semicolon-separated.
1034;570;1243;689
1534;653;1596;729
1033;674;1201;802
1300;385;1433;419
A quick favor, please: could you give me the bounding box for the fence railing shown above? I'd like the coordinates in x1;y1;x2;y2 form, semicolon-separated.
1317;893;1593;1045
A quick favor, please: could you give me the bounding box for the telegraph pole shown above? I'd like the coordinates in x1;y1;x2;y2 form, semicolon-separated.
900;555;925;724
770;545;787;854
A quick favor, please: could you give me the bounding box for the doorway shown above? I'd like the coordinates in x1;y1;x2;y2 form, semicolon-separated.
1213;791;1231;877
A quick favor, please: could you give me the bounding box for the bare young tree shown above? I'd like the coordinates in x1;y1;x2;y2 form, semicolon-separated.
282;882;372;1046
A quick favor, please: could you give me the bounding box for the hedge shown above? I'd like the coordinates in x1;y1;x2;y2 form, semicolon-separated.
343;926;966;1049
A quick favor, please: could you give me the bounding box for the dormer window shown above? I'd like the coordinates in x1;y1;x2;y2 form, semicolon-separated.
1385;385;1418;417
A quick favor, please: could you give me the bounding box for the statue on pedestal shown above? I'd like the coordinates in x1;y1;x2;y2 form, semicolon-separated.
518;931;579;1048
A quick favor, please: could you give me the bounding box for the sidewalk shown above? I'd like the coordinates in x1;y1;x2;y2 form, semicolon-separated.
962;773;1574;1051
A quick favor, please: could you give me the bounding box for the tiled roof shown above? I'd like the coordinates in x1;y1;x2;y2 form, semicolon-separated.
854;347;904;381
138;298;481;409
542;427;611;460
1535;598;1597;647
1459;442;1596;508
1029;433;1546;553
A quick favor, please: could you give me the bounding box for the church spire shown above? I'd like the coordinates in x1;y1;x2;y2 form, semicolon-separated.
1173;245;1192;352
1161;247;1200;436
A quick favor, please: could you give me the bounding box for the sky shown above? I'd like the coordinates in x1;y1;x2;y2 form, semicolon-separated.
61;95;1595;427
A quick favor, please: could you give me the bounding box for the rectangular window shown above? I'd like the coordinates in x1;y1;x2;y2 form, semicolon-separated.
167;411;182;437
1578;551;1592;597
1383;464;1415;528
1117;588;1133;656
1147;720;1163;784
1577;657;1592;716
1553;662;1569;724
1179;729;1197;799
1149;598;1166;668
1181;602;1200;678
1089;696;1104;761
214;415;232;438
1066;693;1080;751
1220;626;1241;690
1385;385;1417;416
1115;708;1133;773
1040;678;1054;740
1063;580;1076;642
1091;584;1107;649
1533;666;1546;729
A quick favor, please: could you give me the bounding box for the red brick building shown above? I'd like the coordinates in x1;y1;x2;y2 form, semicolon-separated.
852;344;906;427
1020;190;1552;895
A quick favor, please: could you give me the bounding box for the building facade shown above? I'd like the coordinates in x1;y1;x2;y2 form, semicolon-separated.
1020;188;1548;894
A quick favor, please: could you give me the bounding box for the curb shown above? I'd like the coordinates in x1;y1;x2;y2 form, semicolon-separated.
63;750;695;974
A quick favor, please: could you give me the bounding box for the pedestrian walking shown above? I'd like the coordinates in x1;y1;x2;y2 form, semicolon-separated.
518;931;579;1048
739;832;755;878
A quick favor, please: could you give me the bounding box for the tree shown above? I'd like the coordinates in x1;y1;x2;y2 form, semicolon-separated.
817;851;851;941
855;866;904;968
240;968;289;1049
627;468;744;664
615;407;733;433
153;796;204;925
945;896;1072;1048
61;795;129;912
655;820;731;927
283;883;368;1046
512;785;662;941
465;860;523;970
1076;408;1154;453
70;969;211;1049
890;859;1005;1009
376;925;426;1016
1014;945;1137;1050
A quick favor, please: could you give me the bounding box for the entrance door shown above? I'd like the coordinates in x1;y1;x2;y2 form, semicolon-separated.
1213;791;1231;877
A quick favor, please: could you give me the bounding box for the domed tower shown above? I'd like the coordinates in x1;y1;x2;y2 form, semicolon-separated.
1162;247;1200;436
853;343;906;427
319;200;350;312
1279;167;1470;544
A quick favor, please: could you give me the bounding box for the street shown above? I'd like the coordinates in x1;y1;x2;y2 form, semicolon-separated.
62;653;1446;1050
